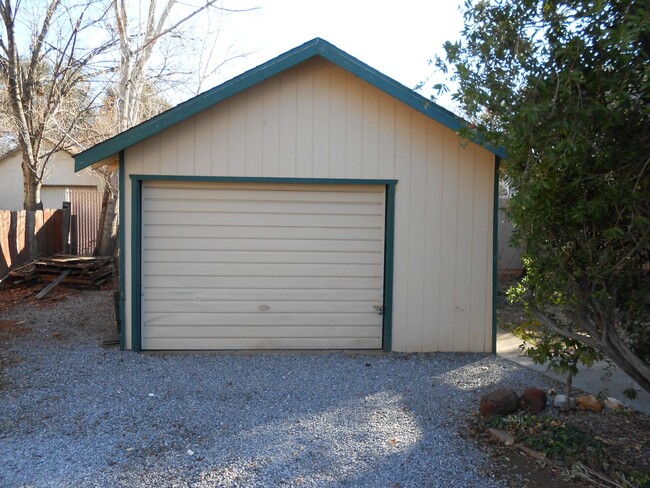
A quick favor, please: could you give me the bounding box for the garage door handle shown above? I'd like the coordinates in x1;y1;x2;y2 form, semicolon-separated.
373;305;384;316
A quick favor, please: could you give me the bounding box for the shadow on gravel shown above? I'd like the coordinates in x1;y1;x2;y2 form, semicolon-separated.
0;290;554;487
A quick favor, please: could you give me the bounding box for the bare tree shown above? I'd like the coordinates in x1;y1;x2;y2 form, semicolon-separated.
0;0;112;210
94;0;256;255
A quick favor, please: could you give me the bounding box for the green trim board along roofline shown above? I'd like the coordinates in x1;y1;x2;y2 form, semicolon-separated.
74;38;505;172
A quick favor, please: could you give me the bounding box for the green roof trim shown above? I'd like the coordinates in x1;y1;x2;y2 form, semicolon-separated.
75;37;505;170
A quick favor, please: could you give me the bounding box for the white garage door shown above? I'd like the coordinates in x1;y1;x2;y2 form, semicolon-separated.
141;181;386;350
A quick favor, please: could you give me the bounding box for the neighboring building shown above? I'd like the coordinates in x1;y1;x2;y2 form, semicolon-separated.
0;142;103;255
0;143;101;210
75;38;504;353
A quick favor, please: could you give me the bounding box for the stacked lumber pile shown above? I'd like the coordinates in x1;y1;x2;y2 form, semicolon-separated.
34;255;113;287
8;260;37;281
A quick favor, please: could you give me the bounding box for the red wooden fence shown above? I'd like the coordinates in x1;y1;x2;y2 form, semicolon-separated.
69;187;102;256
0;209;68;279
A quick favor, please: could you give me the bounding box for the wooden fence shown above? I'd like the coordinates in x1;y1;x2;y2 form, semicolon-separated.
0;209;69;279
69;187;102;256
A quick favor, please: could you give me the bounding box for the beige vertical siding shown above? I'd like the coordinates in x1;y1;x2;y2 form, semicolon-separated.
123;58;495;352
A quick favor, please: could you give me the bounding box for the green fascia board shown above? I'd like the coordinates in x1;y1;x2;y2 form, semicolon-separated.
118;151;126;351
75;38;505;171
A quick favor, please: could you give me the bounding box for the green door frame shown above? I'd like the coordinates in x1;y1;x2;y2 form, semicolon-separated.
128;175;397;352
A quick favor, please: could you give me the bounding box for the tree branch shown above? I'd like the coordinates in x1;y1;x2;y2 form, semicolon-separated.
142;0;223;52
533;309;600;349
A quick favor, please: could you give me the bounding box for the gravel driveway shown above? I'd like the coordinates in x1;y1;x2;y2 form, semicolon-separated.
0;289;554;487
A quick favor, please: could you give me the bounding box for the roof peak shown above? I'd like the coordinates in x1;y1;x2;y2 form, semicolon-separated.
75;37;503;170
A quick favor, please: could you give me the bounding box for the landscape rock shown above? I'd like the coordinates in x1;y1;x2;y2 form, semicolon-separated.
479;389;519;417
577;394;604;413
603;397;624;412
553;394;575;410
519;388;547;413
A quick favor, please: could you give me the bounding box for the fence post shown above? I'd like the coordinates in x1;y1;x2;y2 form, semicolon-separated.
61;202;71;254
70;215;78;256
25;211;37;260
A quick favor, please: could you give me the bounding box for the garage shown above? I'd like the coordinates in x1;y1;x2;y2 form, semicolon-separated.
75;38;502;353
141;181;387;349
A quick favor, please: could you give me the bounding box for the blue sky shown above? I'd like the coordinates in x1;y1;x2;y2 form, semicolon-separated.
200;0;466;111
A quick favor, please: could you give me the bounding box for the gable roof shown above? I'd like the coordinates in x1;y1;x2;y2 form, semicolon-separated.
0;134;17;160
75;38;504;171
1;137;75;164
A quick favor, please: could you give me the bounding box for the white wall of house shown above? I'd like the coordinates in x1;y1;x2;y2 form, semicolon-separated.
123;58;496;353
0;148;101;210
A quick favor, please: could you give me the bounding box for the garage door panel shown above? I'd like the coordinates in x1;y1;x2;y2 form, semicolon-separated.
145;185;384;203
144;249;383;265
143;299;380;314
144;312;381;327
145;336;382;350
145;288;381;302
144;325;381;340
144;210;383;228
147;275;381;290
143;262;384;278
145;199;384;216
144;224;382;241
144;237;385;253
141;182;386;350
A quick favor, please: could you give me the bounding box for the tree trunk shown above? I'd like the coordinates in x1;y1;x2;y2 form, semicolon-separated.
94;171;119;256
564;371;573;410
21;154;42;211
601;327;650;394
546;308;650;395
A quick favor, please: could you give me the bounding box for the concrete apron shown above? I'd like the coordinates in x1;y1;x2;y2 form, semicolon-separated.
496;328;650;415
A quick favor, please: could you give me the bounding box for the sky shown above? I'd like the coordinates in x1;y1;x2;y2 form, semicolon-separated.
197;0;467;111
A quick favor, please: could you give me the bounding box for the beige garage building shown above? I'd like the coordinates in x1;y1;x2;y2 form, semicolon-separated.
75;38;503;353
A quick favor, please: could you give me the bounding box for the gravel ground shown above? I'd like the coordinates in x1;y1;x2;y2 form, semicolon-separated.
0;289;556;487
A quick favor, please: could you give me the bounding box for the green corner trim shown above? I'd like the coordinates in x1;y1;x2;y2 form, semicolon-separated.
131;178;142;352
129;175;397;352
492;156;501;354
119;151;126;351
382;184;396;352
75;38;505;171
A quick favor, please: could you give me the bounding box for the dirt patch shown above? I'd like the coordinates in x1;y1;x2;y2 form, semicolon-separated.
0;318;30;339
0;281;74;313
564;408;650;485
468;408;650;488
0;281;115;390
483;275;650;486
0;277;114;314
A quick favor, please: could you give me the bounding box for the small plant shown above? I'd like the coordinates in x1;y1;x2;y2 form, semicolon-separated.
514;316;603;410
484;413;605;466
623;388;639;400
